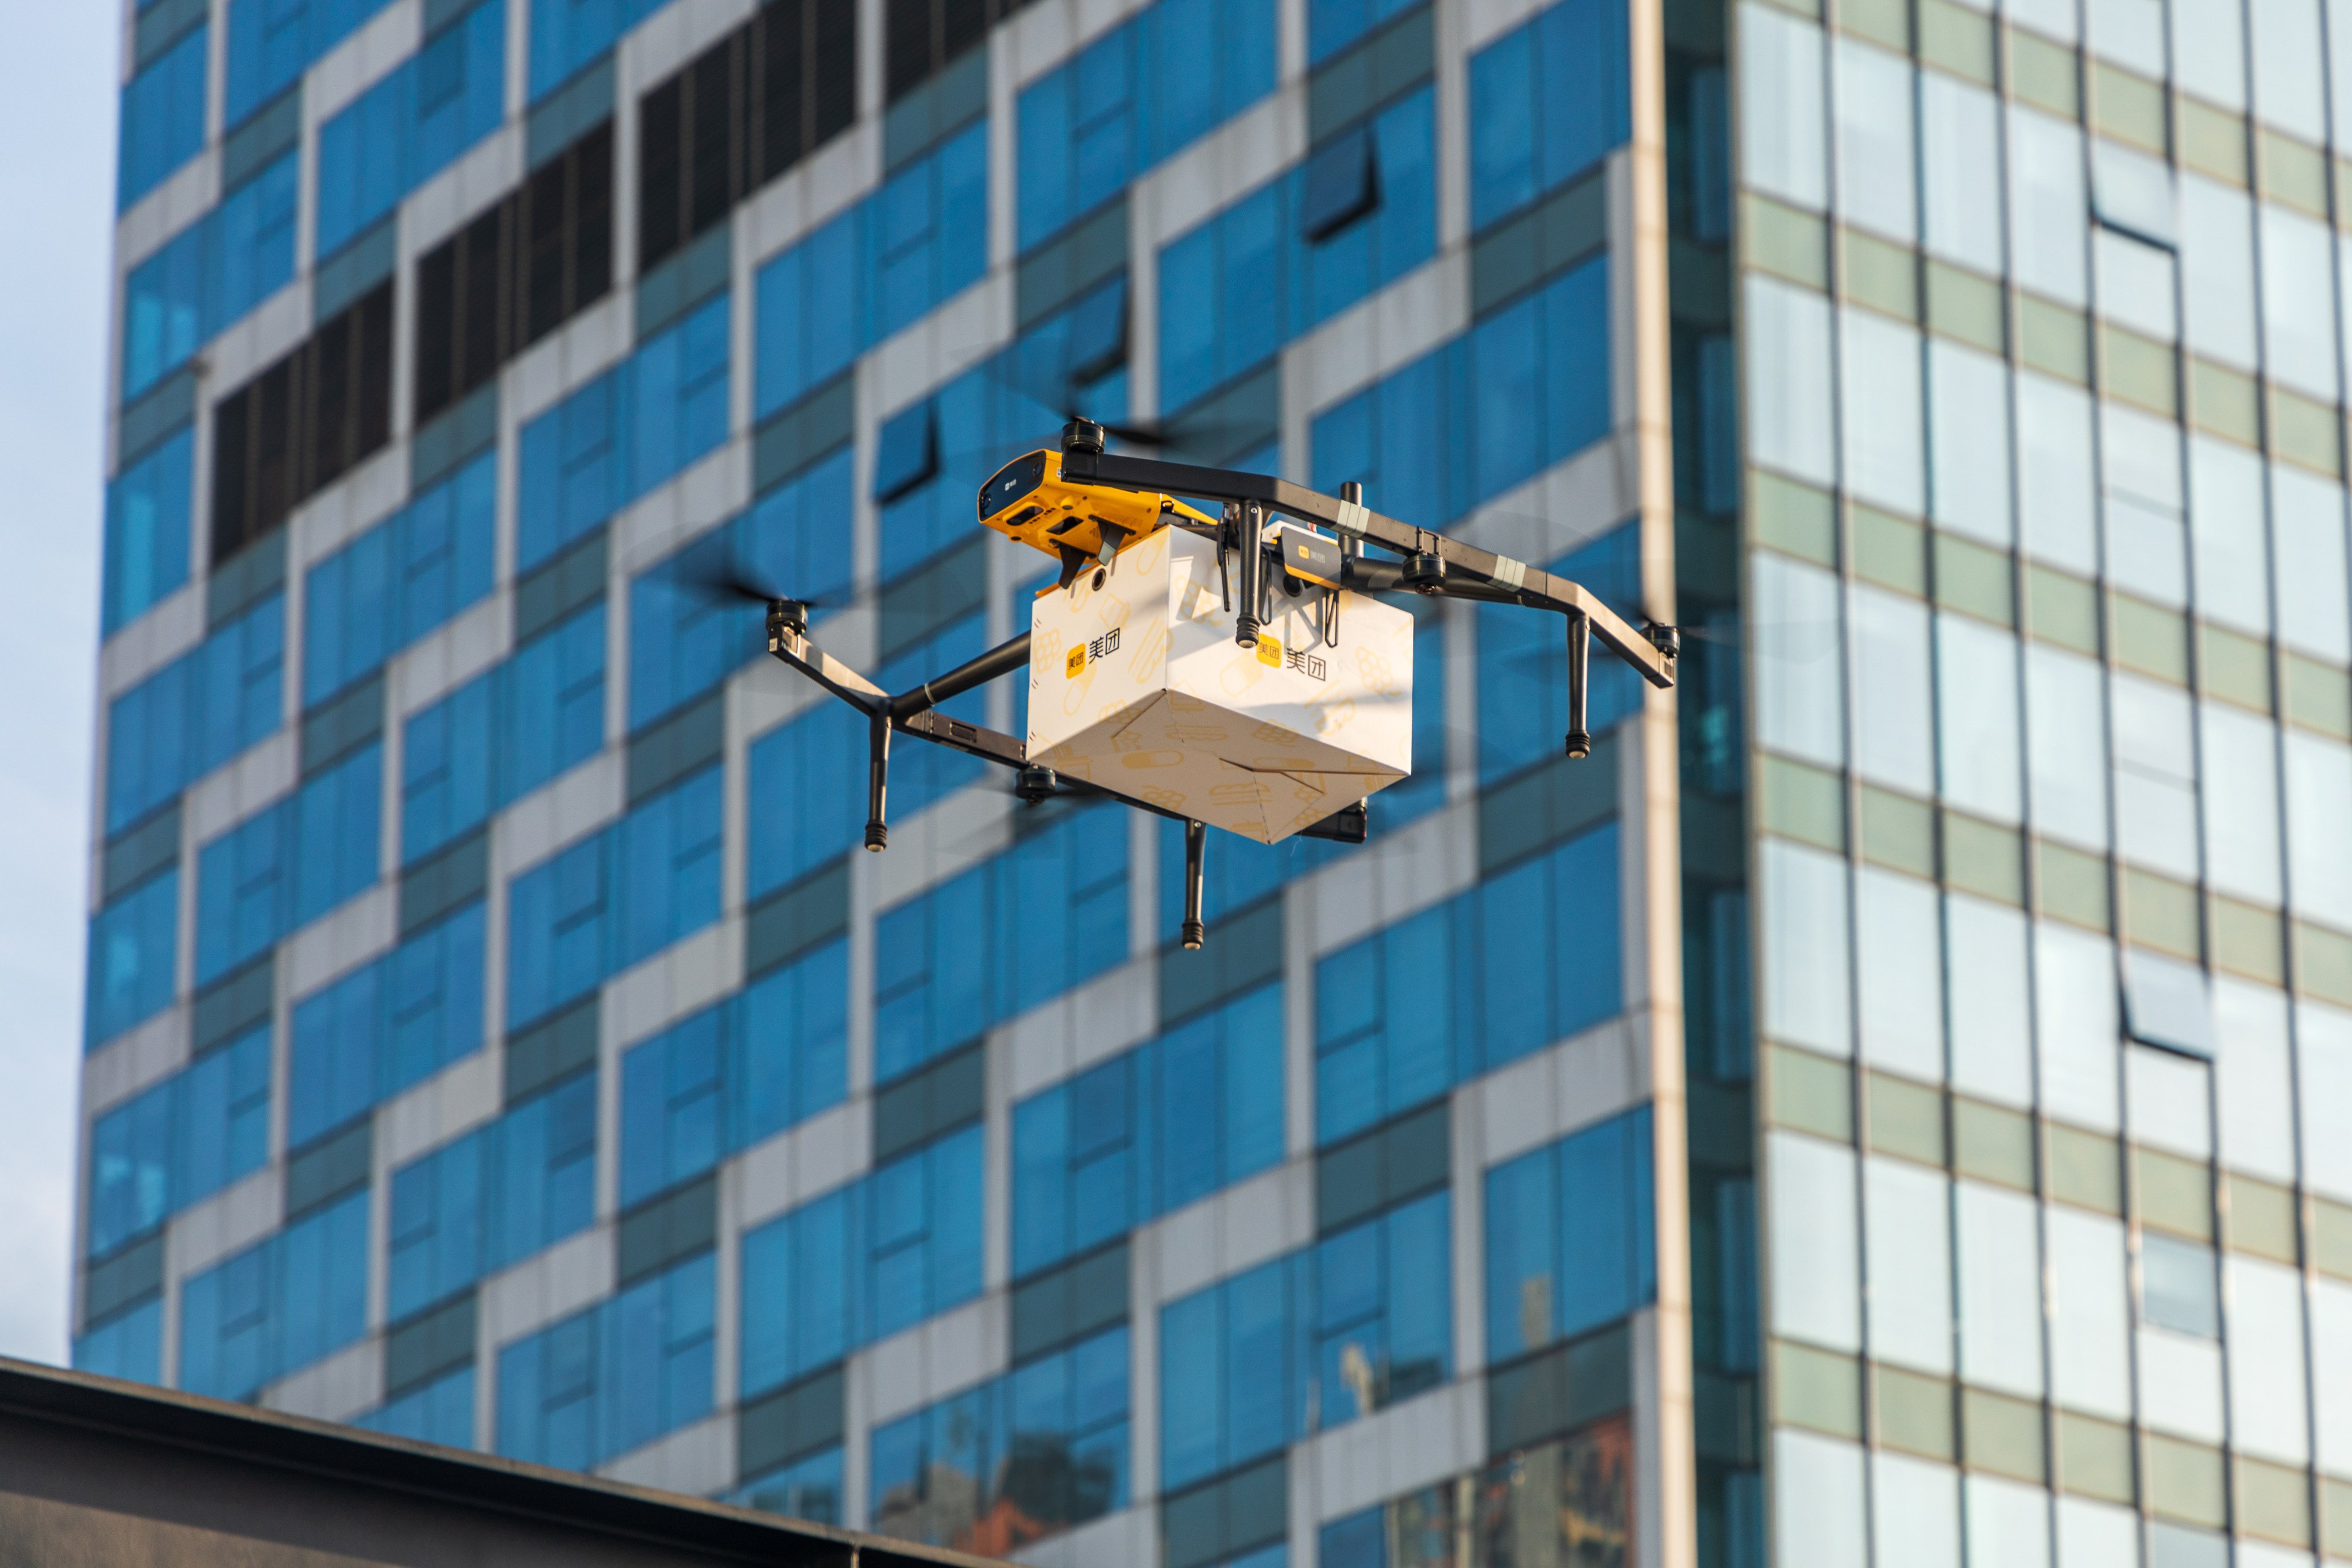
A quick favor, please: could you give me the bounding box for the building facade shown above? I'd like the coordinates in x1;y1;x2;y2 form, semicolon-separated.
79;0;2352;1566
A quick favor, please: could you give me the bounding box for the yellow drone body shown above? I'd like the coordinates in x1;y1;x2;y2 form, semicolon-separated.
978;449;1219;565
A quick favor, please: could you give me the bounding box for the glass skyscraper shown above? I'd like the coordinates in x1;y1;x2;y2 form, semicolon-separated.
77;0;2352;1566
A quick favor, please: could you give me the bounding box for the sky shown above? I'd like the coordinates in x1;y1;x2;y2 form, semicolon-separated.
0;7;116;1364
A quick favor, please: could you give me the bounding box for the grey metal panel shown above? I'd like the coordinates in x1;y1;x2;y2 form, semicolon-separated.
0;1356;1011;1568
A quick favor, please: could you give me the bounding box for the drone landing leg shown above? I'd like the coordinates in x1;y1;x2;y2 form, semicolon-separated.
865;713;892;851
1565;609;1592;760
1181;820;1208;951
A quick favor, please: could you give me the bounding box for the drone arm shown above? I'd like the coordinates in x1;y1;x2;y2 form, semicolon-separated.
887;632;1033;721
765;621;890;713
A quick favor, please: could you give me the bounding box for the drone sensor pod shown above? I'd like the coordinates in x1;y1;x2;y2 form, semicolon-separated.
978;447;1218;567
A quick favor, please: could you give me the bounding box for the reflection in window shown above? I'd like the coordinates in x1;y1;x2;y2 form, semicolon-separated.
1319;1421;1633;1568
869;1326;1129;1553
86;1025;271;1256
103;427;195;634
1484;1108;1656;1363
735;1444;844;1525
84;868;183;1049
1158;1193;1451;1490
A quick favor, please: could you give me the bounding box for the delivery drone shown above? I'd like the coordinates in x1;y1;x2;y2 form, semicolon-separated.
758;419;1677;949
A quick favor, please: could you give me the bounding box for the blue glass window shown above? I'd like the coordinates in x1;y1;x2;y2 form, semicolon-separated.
86;1025;272;1256
1158;1192;1450;1490
518;296;731;571
619;940;848;1206
388;1071;597;1319
732;1446;844;1525
1478;524;1642;783
400;603;606;865
737;1125;985;1393
120;22;209;208
1012;984;1284;1277
74;1297;164;1385
122;153;301;400
627;447;855;729
358;1365;476;1447
528;0;663;99
1306;256;1611;536
226;0;401;126
1016;0;1277;248
288;902;486;1145
179;1188;370;1401
1467;0;1631;231
495;1252;715;1469
1485;1106;1655;1362
874;804;1129;1084
738;1184;858;1398
869;1326;1129;1548
103;427;194;634
315;2;507;258
192;742;383;984
1308;0;1420;61
499;604;611;807
305;452;497;704
867;1125;986;1342
1315;824;1621;1144
753;123;988;417
105;592;284;834
504;767;723;1029
1307;1190;1452;1423
288;743;381;921
1157;90;1436;414
747;700;863;899
84;868;181;1048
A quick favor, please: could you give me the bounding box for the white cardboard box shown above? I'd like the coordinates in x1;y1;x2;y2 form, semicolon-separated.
1024;527;1415;842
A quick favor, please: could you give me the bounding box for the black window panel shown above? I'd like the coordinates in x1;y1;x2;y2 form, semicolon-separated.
689;48;736;237
412;122;614;426
639;80;686;267
636;0;858;277
1301;126;1380;243
210;283;393;565
884;0;1041;103
458;208;503;392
